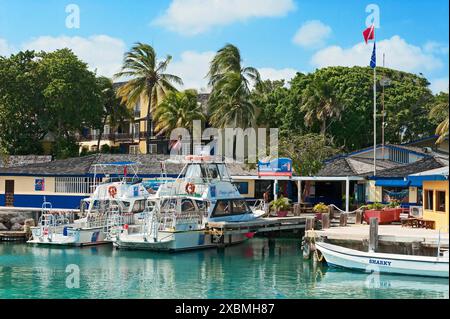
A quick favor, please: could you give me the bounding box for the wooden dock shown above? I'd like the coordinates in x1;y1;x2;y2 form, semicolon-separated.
302;224;449;259
307;225;449;248
206;214;315;236
0;231;28;242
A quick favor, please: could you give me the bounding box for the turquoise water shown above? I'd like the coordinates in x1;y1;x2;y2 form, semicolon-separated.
0;239;448;299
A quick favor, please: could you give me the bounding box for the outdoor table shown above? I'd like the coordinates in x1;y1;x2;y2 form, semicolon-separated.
401;218;435;229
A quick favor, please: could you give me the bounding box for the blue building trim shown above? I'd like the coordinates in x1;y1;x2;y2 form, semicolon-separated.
324;143;429;164
0;194;87;209
0;173;180;178
403;135;438;145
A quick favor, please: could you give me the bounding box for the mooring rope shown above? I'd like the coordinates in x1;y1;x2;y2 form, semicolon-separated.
328;204;367;214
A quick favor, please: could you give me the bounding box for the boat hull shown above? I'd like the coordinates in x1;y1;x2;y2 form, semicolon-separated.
27;227;110;246
315;242;449;278
115;230;247;252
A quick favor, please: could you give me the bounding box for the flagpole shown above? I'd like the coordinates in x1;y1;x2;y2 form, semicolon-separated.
373;53;377;176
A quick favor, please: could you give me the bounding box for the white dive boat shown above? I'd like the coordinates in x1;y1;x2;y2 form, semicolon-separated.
315;241;449;278
28;162;162;246
115;156;265;252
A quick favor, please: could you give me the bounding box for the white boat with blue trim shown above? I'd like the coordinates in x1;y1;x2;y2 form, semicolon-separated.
315;241;449;278
115;156;265;252
27;162;162;246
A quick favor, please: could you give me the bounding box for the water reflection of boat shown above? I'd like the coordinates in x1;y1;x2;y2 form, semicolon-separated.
115;157;265;252
317;267;449;296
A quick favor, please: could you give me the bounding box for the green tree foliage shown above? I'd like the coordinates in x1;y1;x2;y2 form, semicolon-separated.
279;133;340;176
429;92;449;144
208;44;261;128
0;51;44;154
256;66;437;151
153;89;206;136
0;49;103;158
114;43;182;152
37;49;103;157
95;77;132;150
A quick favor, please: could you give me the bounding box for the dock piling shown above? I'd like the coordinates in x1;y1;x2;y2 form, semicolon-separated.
322;213;330;229
355;210;362;224
369;217;379;252
305;217;314;231
339;214;348;227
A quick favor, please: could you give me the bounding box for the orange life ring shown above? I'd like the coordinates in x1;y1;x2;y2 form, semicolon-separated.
108;185;118;198
185;182;196;194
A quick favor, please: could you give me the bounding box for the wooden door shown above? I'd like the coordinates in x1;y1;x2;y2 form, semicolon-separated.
5;180;14;206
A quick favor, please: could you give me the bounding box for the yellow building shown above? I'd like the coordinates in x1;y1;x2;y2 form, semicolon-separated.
422;180;449;231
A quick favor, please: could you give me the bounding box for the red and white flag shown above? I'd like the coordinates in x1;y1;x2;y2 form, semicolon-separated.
363;25;375;44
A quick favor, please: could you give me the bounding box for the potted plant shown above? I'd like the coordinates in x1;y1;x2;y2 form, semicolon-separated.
313;202;328;220
270;196;291;217
364;202;399;224
384;200;402;222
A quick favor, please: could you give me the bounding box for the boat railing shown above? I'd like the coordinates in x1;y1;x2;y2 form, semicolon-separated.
251;199;265;212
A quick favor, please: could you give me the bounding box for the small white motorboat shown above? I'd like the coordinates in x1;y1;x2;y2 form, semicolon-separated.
315;241;449;278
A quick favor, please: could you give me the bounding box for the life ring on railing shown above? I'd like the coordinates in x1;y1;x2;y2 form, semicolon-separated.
185;182;196;194
108;186;118;198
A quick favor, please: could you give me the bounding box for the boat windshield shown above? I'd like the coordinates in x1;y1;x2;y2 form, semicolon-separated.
211;199;251;217
184;163;231;183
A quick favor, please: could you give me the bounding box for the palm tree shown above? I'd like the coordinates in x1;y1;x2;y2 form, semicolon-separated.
207;44;261;128
114;43;183;153
153;89;206;136
301;75;343;135
429;93;449;144
95;77;132;151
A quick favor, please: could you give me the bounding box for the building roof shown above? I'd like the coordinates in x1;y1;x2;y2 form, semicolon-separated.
315;158;356;176
0;154;258;177
366;157;446;178
0;155;52;168
409;166;449;177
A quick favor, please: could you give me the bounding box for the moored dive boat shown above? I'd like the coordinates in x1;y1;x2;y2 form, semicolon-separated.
315;241;449;278
27;162;161;246
114;156;265;252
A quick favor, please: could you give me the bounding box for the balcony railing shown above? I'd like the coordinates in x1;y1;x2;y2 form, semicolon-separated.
77;133;139;142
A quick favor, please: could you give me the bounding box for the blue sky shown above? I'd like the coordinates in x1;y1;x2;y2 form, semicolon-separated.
0;0;448;93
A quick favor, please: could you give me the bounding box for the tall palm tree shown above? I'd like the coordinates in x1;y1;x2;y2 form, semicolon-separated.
153;89;206;136
114;43;183;153
207;44;261;128
429;94;449;144
301;75;343;135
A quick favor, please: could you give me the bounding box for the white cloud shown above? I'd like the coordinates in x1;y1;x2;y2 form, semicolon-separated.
258;67;298;83
22;35;126;77
430;77;449;94
166;50;299;91
311;35;443;73
0;38;15;56
424;41;449;55
153;0;295;36
166;50;216;91
292;20;332;48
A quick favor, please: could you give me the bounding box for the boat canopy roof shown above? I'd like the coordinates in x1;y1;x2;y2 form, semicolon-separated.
94;161;140;166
